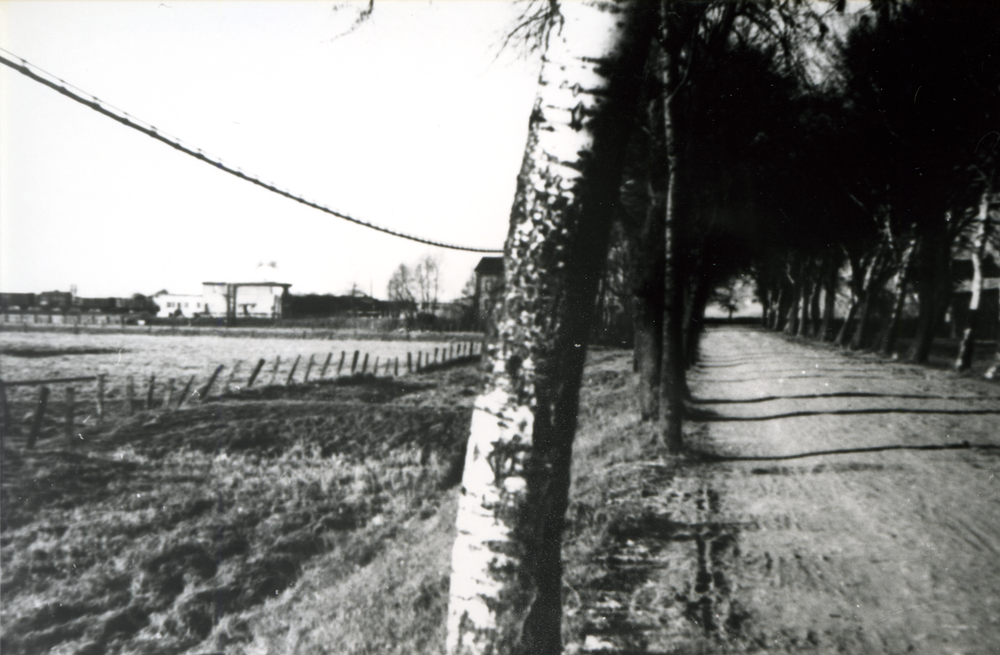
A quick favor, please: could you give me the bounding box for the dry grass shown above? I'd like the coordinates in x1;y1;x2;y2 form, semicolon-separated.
0;368;475;655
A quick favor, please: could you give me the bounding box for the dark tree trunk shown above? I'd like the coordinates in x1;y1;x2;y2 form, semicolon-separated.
849;290;873;350
771;286;787;331
796;273;810;337
683;268;712;368
659;24;686;454
879;236;916;358
784;295;799;335
821;262;837;341
632;198;666;420
835;297;857;347
849;250;885;351
808;274;822;337
907;222;952;363
784;268;801;336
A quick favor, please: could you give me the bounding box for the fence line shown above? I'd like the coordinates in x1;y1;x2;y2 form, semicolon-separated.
0;340;484;449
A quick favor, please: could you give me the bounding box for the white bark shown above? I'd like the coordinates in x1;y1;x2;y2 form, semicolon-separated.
445;2;650;653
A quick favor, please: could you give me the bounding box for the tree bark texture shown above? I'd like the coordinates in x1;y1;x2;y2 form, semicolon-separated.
658;13;687;454
632;194;666;420
445;4;653;653
955;189;991;371
820;258;838;341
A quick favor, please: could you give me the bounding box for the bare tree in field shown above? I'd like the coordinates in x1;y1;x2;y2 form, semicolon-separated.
445;2;654;653
387;263;418;318
414;254;441;312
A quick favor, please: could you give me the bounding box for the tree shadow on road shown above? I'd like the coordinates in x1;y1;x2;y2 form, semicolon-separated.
691;391;1000;404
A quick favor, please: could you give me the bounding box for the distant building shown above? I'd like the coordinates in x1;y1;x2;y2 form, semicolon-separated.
154;282;291;320
203;281;291;320
0;292;37;311
37;291;73;311
154;292;208;318
474;256;504;330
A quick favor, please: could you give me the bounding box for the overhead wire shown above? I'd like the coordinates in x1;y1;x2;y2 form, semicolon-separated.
0;48;504;254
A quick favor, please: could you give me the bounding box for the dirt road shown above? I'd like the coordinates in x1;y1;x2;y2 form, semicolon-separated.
568;325;1000;654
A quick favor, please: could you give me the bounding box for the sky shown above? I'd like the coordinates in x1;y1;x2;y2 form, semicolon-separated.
0;1;543;301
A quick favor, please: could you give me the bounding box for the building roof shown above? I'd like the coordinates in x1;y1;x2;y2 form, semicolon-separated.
474;256;504;275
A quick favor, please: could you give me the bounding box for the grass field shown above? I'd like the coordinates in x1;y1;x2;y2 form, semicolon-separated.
0;361;481;655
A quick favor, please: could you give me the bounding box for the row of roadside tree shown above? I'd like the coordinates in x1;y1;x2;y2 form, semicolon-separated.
445;2;1000;654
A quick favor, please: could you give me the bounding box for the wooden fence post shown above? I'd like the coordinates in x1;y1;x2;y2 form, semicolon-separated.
373;356;379;375
126;376;136;415
351;350;360;374
199;365;224;402
246;358;266;388
434;348;439;364
319;353;333;379
394;357;399;377
97;374;105;422
417;352;422;372
65;387;75;443
361;353;369;375
145;375;156;410
286;355;301;385
337;351;346;376
225;360;243;393
165;378;175;408
177;375;196;408
407;352;413;373
269;356;282;385
303;355;316;383
27;386;49;449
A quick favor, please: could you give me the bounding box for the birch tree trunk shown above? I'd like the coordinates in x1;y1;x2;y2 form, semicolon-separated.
955;189;992;371
446;4;652;653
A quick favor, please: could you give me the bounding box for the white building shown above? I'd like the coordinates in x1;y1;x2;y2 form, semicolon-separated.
154;281;291;319
154;293;208;318
202;281;291;319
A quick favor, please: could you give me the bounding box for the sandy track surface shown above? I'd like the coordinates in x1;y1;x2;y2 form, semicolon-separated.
571;326;1000;654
